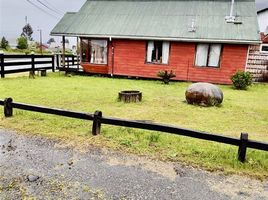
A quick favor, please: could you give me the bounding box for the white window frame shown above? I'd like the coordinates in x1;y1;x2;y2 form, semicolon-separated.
80;38;108;65
195;43;222;68
146;41;170;64
260;44;268;54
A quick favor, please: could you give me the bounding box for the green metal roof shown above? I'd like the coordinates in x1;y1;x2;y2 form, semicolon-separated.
51;0;260;44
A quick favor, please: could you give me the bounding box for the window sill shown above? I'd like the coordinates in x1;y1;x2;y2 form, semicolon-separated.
194;66;220;69
81;62;108;66
146;62;169;66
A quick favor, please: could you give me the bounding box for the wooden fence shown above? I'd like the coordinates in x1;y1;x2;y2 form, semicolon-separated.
0;97;267;162
55;54;80;71
0;54;81;78
0;54;55;78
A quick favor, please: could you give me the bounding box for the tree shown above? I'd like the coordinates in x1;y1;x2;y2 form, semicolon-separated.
17;36;28;49
0;37;9;49
47;38;55;44
21;23;33;41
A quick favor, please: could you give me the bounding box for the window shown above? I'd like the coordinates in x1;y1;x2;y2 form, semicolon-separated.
81;38;108;64
147;41;170;64
195;44;222;67
81;39;89;62
260;44;268;54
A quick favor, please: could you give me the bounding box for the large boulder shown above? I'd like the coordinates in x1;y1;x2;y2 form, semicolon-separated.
185;83;223;106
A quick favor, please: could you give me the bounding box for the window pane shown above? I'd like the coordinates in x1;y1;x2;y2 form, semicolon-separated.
208;44;221;67
147;41;165;64
81;39;89;62
195;44;209;66
154;41;162;63
147;41;154;62
261;45;268;52
89;39;108;64
162;42;170;64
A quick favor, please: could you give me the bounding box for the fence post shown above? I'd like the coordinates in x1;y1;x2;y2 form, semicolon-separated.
0;51;4;78
67;56;70;68
92;111;102;136
56;54;60;68
52;55;55;72
238;133;248;162
77;55;79;70
4;98;13;117
72;54;75;66
30;52;35;78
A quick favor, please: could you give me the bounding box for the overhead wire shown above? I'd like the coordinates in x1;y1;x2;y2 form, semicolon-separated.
25;0;60;19
35;0;64;15
42;0;65;15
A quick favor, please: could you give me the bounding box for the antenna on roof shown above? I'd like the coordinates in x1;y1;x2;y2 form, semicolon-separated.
188;19;196;32
225;0;236;23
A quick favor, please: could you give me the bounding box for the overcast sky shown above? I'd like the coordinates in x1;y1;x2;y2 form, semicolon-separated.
0;0;267;45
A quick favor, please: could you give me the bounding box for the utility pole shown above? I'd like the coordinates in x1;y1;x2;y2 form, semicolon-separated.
37;29;43;54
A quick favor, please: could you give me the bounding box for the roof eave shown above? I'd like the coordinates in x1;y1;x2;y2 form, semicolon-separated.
50;32;261;44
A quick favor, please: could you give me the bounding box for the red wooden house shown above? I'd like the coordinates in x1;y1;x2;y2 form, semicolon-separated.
51;0;260;84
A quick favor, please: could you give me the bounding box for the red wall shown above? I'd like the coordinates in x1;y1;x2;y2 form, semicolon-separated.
81;39;248;84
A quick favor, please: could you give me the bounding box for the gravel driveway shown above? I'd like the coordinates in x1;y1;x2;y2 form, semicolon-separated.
0;129;267;200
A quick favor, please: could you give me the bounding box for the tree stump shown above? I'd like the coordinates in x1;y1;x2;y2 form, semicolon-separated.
118;91;142;103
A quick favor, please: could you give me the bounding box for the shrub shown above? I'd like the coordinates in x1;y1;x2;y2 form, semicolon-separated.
17;36;28;50
231;71;252;90
157;70;176;84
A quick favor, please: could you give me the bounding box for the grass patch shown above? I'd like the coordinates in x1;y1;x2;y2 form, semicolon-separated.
0;73;267;179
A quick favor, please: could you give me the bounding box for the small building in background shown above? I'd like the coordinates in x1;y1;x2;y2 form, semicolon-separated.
246;7;268;82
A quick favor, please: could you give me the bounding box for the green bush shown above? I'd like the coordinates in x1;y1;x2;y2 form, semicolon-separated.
17;36;28;50
157;70;176;84
231;71;252;90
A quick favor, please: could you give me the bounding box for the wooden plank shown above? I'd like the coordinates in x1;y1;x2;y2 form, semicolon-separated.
4;98;13;117
4;67;53;74
238;133;248;162
101;117;241;146
11;102;94;120
0;53;4;78
4;61;32;66
247;140;268;151
3;55;53;59
4;60;52;67
92;111;102;135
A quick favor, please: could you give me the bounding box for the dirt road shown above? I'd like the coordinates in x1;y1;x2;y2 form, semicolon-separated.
0;129;267;199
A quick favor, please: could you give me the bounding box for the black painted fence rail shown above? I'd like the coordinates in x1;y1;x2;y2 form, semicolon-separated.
0;54;55;78
0;98;267;162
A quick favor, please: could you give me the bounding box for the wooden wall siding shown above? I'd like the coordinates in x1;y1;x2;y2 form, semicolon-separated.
81;39;249;84
187;44;248;84
246;45;268;82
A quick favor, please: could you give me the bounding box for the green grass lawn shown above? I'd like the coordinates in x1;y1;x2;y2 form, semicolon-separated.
0;73;267;179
